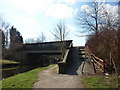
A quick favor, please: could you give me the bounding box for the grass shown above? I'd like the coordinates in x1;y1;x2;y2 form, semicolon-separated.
2;64;55;88
82;74;119;88
0;67;18;70
0;60;19;64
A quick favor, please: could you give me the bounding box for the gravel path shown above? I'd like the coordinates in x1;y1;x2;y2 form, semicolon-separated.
32;65;84;88
32;46;95;88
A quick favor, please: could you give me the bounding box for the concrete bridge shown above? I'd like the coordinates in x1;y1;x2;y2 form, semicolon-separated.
19;40;85;74
22;40;72;54
19;40;72;65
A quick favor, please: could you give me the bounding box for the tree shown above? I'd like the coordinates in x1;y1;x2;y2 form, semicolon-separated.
0;17;9;30
76;1;119;34
52;20;69;41
0;29;5;48
10;26;23;49
51;20;69;58
0;17;10;48
36;32;46;42
117;29;120;85
24;38;36;43
101;4;119;30
84;2;120;81
76;2;102;34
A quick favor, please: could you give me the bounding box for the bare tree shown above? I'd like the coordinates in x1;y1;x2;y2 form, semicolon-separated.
52;20;69;41
0;17;9;30
101;3;119;30
36;32;46;42
0;29;5;48
24;38;36;43
0;17;10;48
25;32;46;43
51;20;69;58
76;2;102;34
76;1;118;34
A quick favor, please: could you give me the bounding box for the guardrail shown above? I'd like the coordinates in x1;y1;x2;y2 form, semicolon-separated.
85;45;114;74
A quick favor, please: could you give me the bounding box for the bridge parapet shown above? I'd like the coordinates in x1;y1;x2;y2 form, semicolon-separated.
22;40;72;51
57;43;73;74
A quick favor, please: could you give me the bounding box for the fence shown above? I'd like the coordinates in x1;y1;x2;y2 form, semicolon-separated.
85;45;114;74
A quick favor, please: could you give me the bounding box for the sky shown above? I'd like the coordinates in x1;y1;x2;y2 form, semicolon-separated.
0;0;119;46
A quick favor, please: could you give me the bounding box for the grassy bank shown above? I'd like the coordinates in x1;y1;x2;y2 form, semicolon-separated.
2;64;55;88
0;60;19;64
82;74;119;88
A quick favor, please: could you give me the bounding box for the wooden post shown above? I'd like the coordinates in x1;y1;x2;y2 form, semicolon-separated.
103;60;105;73
81;54;86;74
92;56;96;73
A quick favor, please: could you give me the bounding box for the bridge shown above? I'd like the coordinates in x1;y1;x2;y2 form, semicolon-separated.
19;40;73;65
18;40;85;75
22;40;72;54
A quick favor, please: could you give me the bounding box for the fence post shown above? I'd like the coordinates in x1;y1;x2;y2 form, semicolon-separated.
103;60;105;73
91;55;96;73
81;53;86;74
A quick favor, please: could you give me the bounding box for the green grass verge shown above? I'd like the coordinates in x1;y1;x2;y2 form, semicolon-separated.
0;60;19;64
2;64;55;88
82;74;119;88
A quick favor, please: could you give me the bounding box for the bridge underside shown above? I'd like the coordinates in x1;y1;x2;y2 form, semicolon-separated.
22;50;62;65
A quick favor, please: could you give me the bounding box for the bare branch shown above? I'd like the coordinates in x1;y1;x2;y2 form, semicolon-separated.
51;20;69;41
76;1;118;33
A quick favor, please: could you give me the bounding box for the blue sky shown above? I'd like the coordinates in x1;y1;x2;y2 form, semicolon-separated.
0;0;119;46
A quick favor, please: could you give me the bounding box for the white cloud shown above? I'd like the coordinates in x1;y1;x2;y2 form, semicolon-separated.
0;0;86;46
0;0;77;38
81;5;90;12
104;4;118;13
80;3;118;16
3;0;76;18
4;0;54;15
55;0;77;4
45;3;75;18
0;0;77;40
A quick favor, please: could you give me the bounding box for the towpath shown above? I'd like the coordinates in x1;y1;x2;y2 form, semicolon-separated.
33;47;94;88
33;65;84;88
